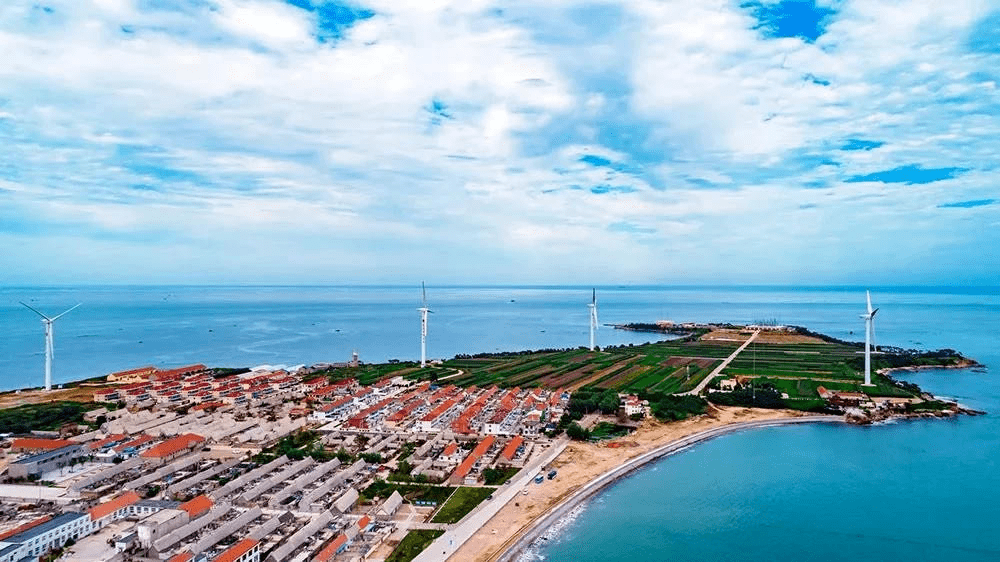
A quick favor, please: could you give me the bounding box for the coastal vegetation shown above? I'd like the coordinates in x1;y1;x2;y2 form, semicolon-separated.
0;401;99;433
646;394;709;420
385;529;444;562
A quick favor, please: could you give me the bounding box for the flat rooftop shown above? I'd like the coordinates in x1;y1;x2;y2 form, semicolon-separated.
0;484;67;501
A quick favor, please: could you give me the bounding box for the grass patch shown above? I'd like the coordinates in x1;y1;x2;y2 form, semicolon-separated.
482;466;520;486
906;400;954;413
386;530;444;562
589;422;632;440
430;486;495;524
0;401;100;433
362;480;455;505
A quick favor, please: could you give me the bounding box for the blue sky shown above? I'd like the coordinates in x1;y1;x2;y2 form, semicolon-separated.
0;0;998;285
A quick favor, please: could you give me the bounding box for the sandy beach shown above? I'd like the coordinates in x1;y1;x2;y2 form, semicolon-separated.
451;405;827;562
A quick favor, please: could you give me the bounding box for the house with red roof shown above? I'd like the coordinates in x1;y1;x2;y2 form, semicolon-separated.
140;433;205;464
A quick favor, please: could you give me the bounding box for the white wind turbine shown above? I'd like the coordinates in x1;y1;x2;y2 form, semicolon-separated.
20;302;81;391
588;288;598;351
418;283;433;368
860;290;879;386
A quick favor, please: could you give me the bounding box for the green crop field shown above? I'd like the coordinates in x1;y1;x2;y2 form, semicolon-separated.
331;329;966;409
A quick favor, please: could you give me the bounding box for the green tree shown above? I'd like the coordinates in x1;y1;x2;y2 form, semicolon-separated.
566;422;591;441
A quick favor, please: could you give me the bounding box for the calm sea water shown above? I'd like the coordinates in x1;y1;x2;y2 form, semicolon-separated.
2;285;998;560
530;287;1000;562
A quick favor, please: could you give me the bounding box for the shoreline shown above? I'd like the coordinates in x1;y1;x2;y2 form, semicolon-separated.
493;414;841;562
879;359;984;377
438;407;841;562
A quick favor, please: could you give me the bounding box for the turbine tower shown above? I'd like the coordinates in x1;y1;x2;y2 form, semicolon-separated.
860;290;879;386
418;283;432;368
588;288;598;351
21;302;81;391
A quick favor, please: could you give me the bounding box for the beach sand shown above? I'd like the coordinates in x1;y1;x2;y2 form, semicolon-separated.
451;405;812;562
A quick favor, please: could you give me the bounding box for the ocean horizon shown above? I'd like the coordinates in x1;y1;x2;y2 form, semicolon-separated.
4;284;996;392
2;284;998;561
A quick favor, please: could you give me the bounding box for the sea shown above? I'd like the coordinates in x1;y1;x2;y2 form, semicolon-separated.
2;285;998;560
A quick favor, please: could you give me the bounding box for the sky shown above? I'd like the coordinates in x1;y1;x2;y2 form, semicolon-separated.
0;0;998;286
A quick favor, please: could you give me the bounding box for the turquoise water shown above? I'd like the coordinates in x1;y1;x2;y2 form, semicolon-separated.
533;290;1000;562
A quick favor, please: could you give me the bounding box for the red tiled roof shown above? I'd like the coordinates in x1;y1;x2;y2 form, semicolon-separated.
420;398;459;422
11;438;75;451
166;552;193;562
452;435;496;482
179;495;213;518
109;366;156;378
157;364;206;378
90;434;128;450
442;443;459;457
313;534;347;562
357;515;371;530
115;434;155;453
141;433;204;458
500;436;524;462
89;491;141;521
214;538;258;562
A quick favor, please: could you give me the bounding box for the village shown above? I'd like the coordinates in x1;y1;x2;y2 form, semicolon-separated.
0;362;587;562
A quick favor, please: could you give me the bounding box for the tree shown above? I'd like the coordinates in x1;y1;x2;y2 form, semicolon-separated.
566;422;591;441
598;391;620;415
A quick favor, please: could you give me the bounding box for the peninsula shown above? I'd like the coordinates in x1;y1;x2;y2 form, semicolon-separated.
0;324;978;562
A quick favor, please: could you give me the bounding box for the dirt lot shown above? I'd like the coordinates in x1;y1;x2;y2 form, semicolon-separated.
701;329;827;345
449;406;812;562
0;384;107;409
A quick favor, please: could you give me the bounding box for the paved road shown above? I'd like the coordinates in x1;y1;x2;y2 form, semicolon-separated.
683;330;760;395
412;437;570;562
495;415;842;562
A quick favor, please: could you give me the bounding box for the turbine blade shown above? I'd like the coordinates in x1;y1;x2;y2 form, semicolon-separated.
592;288;596;305
866;291;872;314
50;303;81;321
870;307;879;318
422;282;426;307
20;302;51;321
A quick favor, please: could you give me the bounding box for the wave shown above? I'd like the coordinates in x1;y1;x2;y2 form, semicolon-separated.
517;503;589;561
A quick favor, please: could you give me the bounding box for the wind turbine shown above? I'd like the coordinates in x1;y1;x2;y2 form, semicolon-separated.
20;302;81;391
860;291;879;386
418;283;433;368
588;288;598;352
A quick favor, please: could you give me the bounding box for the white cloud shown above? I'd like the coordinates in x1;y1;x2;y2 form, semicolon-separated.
0;0;997;285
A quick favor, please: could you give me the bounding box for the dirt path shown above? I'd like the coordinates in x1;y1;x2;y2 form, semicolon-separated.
683;330;760;395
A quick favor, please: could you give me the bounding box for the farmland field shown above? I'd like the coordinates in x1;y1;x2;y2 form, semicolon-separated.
320;327;961;401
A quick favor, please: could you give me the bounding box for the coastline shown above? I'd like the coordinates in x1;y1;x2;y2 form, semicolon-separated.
444;407;842;562
879;359;983;376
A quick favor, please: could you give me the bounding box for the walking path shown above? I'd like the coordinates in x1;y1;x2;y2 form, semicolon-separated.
495;415;841;562
412;437;570;562
683;330;760;395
